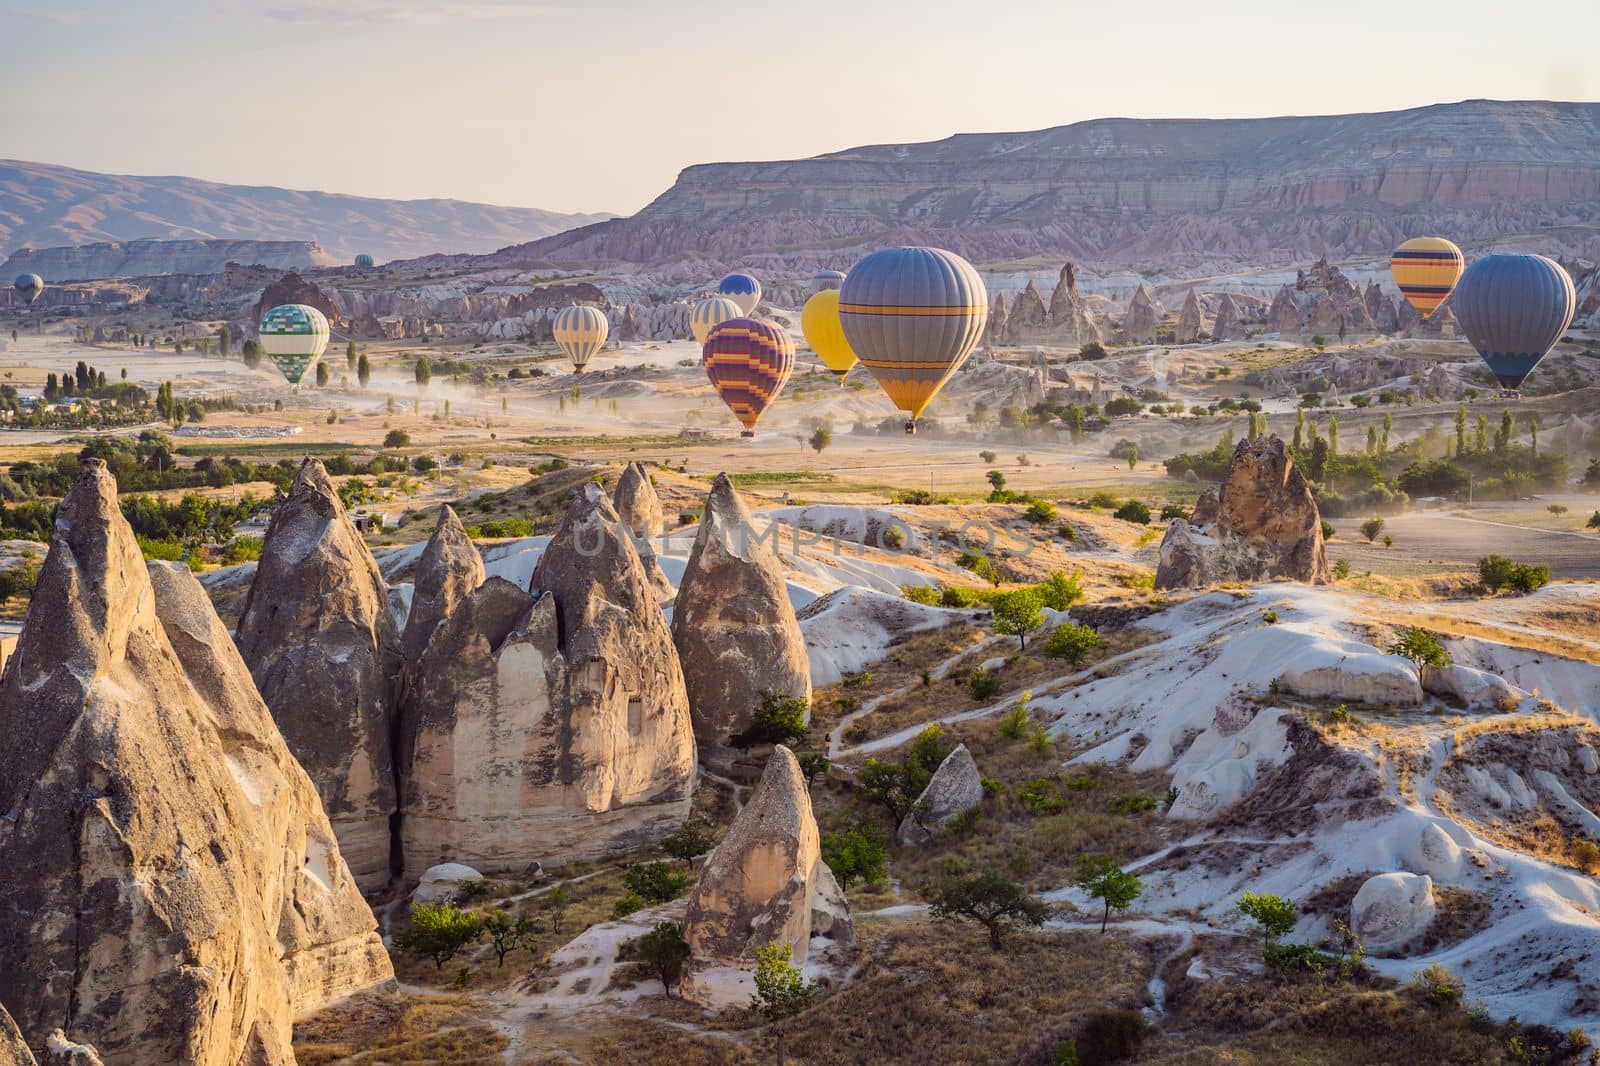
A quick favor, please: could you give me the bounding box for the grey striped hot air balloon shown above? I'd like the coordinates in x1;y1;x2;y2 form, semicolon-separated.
552;304;609;372
1451;254;1576;392
690;296;742;345
839;247;988;432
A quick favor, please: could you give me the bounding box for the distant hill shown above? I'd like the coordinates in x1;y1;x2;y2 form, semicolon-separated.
499;99;1600;276
0;239;337;282
0;160;611;266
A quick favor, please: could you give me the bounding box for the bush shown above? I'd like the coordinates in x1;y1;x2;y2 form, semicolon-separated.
820;818;888;887
1104;396;1142;417
1478;554;1550;594
1025;498;1058;524
1113;500;1150;525
622;861;692;904
636;921;691;996
1044;622;1100;669
383;429;411;448
1079;341;1108;360
1412;963;1465;1007
1019;778;1065;814
1159;504;1190;522
967;667;1001;700
1108;793;1156;814
1075;1008;1147;1064
1087;490;1119;509
991;587;1044;648
662;815;714;865
395;902;482;968
747;690;809;745
902;584;941;605
1360;517;1385;542
1390;626;1450;669
611;893;646;919
1037;570;1085;610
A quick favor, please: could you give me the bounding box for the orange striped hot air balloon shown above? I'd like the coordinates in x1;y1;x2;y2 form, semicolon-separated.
1390;237;1464;320
701;317;794;436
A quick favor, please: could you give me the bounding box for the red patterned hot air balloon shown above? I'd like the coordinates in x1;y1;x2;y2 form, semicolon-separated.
701;317;794;436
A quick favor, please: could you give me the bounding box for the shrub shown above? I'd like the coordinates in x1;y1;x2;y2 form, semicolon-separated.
395;902;482;968
1478;554;1550;594
1044;622;1100;669
1332;559;1351;580
903;584;940;606
1109;793;1156;814
662;816;714;865
383;429;411;448
991;587;1044;649
967;667;1001;700
747;690;810;745
1113;500;1150;525
1057;523;1076;541
997;695;1033;740
611;893;646;919
1360;517;1385;542
1087;490;1119;509
1412;963;1465;1007
1075;1009;1147;1065
1037;570;1085;610
821;818;889;887
1079;341;1107;360
1159;504;1189;522
622;861;693;904
1320;519;1334;540
1025;498;1058;524
1390;626;1450;669
1104;396;1142;417
1019;778;1065;814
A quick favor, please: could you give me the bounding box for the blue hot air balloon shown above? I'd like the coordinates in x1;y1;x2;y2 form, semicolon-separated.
13;274;43;305
1451;254;1576;391
716;272;761;315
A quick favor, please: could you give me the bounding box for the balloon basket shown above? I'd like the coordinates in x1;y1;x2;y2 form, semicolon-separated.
903;420;917;435
739;430;756;438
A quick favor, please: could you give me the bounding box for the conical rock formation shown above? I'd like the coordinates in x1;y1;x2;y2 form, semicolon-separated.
395;483;699;881
683;746;846;965
0;460;391;1065
1211;292;1244;341
672;474;810;770
611;462;673;604
401;505;483;664
1122;284;1160;343
235;459;402;890
1176;287;1203;343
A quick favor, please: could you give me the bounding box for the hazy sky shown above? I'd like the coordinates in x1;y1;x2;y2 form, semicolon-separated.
4;0;1595;215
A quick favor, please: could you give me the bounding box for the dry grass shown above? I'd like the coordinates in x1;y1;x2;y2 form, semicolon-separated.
293;992;507;1065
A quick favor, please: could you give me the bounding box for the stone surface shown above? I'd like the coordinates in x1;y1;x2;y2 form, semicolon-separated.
235;458;402;890
897;744;984;845
1176;287;1203;343
1001;264;1102;347
1211;292;1244;341
611;462;673;604
1;1007;36;1066
1156;436;1329;589
672;474;811;768
410;863;486;904
251;271;345;332
1408;823;1465;882
0;460;390;1065
401;505;484;665
1266;284;1302;335
1122;284;1160;343
684;746;837;964
398;486;696;880
1420;663;1521;711
1351;872;1437;955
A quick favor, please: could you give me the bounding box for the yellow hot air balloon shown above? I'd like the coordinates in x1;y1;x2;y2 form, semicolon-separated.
801;289;857;378
690;296;742;345
552;304;609;372
1390;237;1464;320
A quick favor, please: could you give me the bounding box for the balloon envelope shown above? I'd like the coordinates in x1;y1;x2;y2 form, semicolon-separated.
702;317;794;434
1452;253;1575;390
801;290;857;376
690;296;742;345
13;273;43;305
257;304;330;385
552;304;609;371
839;246;988;426
811;269;846;292
354;253;375;268
1390;237;1464;320
716;272;762;315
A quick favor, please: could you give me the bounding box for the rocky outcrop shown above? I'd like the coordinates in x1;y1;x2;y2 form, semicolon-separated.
1176;287;1203;343
1045;263;1103;347
401;506;484;664
1351;872;1437;955
1211;293;1244;341
1365;281;1401;333
684;746;846;964
897;744;984;845
0;238;334;282
612;462;673;604
235;459;402;890
398;485;696;881
987;291;1009;348
1006;281;1049;340
1266;284;1302;335
252;271;344;331
1121;285;1160;344
1;1006;37;1066
1156;436;1329;589
672;474;811;770
0;460;391;1065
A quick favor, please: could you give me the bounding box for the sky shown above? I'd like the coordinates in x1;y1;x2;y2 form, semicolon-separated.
3;0;1596;217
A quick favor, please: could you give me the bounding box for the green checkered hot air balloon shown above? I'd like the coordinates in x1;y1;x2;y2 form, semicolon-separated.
257;304;330;385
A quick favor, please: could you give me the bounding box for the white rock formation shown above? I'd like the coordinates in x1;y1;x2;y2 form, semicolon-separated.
897;744;984;845
411;863;486;904
1351;872;1437;955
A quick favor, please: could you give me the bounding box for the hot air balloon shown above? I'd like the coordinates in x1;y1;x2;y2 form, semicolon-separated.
839;246;988;433
354;253;375;268
13;274;43;305
1390;237;1464;320
257;304;330;385
811;269;846;292
690;295;742;345
716;272;761;315
702;317;793;436
801;289;857;379
1451;254;1575;392
552;304;609;372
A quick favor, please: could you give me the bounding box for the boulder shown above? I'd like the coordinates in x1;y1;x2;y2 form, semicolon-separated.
897;744;984;845
611;462;674;604
400;505;484;664
684;746;841;964
672;474;811;770
809;862;855;944
1421;663;1521;711
1351;872;1437;955
411;863;486;904
0;460;391;1064
399;485;696;880
43;1032;103;1066
1408;823;1465;882
1156;436;1329;589
235;459;402;890
1176;287;1203;343
1211;293;1244;341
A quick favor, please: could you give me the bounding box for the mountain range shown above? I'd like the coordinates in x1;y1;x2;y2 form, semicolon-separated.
0;159;611;265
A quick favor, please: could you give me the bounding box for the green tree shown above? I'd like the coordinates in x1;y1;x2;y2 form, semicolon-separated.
540;886;570;932
1381;412;1392;454
241;339;261;369
637;921;691;997
383;429;411;448
1328;415;1339;457
217;325;231;357
1125;442;1138;471
751;942;817;1064
1389;626;1450;669
991;587;1043;649
357;352;371;387
1454;403;1466;454
986;469;1007;499
748;691;809;745
1237;892;1298;954
662;815;714;866
820;817;888;888
346;338;358;371
1044;622;1101;669
857;724;949;823
930;870;1049;950
481;907;537;967
1293;407;1305;451
415;355;432;386
395;902;482;968
315;361;329;388
1496;407;1513;452
622;860;693;904
808;426;831;453
1360;517;1385;543
1527;413;1539;458
1073;856;1143;933
796;752;831;790
1037;570;1085;611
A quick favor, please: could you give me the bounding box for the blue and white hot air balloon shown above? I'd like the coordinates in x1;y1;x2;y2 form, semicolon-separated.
1451;254;1576;391
810;269;847;292
716;272;761;315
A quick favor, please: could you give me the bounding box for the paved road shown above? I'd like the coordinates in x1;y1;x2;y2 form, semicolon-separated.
1329;511;1600;579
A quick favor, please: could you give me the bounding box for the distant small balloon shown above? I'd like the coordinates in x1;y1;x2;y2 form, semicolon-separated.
552;304;609;372
13;274;43;305
1451;253;1575;391
810;269;846;292
716;272;761;315
354;253;375;268
1390;237;1464;320
702;316;793;436
690;295;742;345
